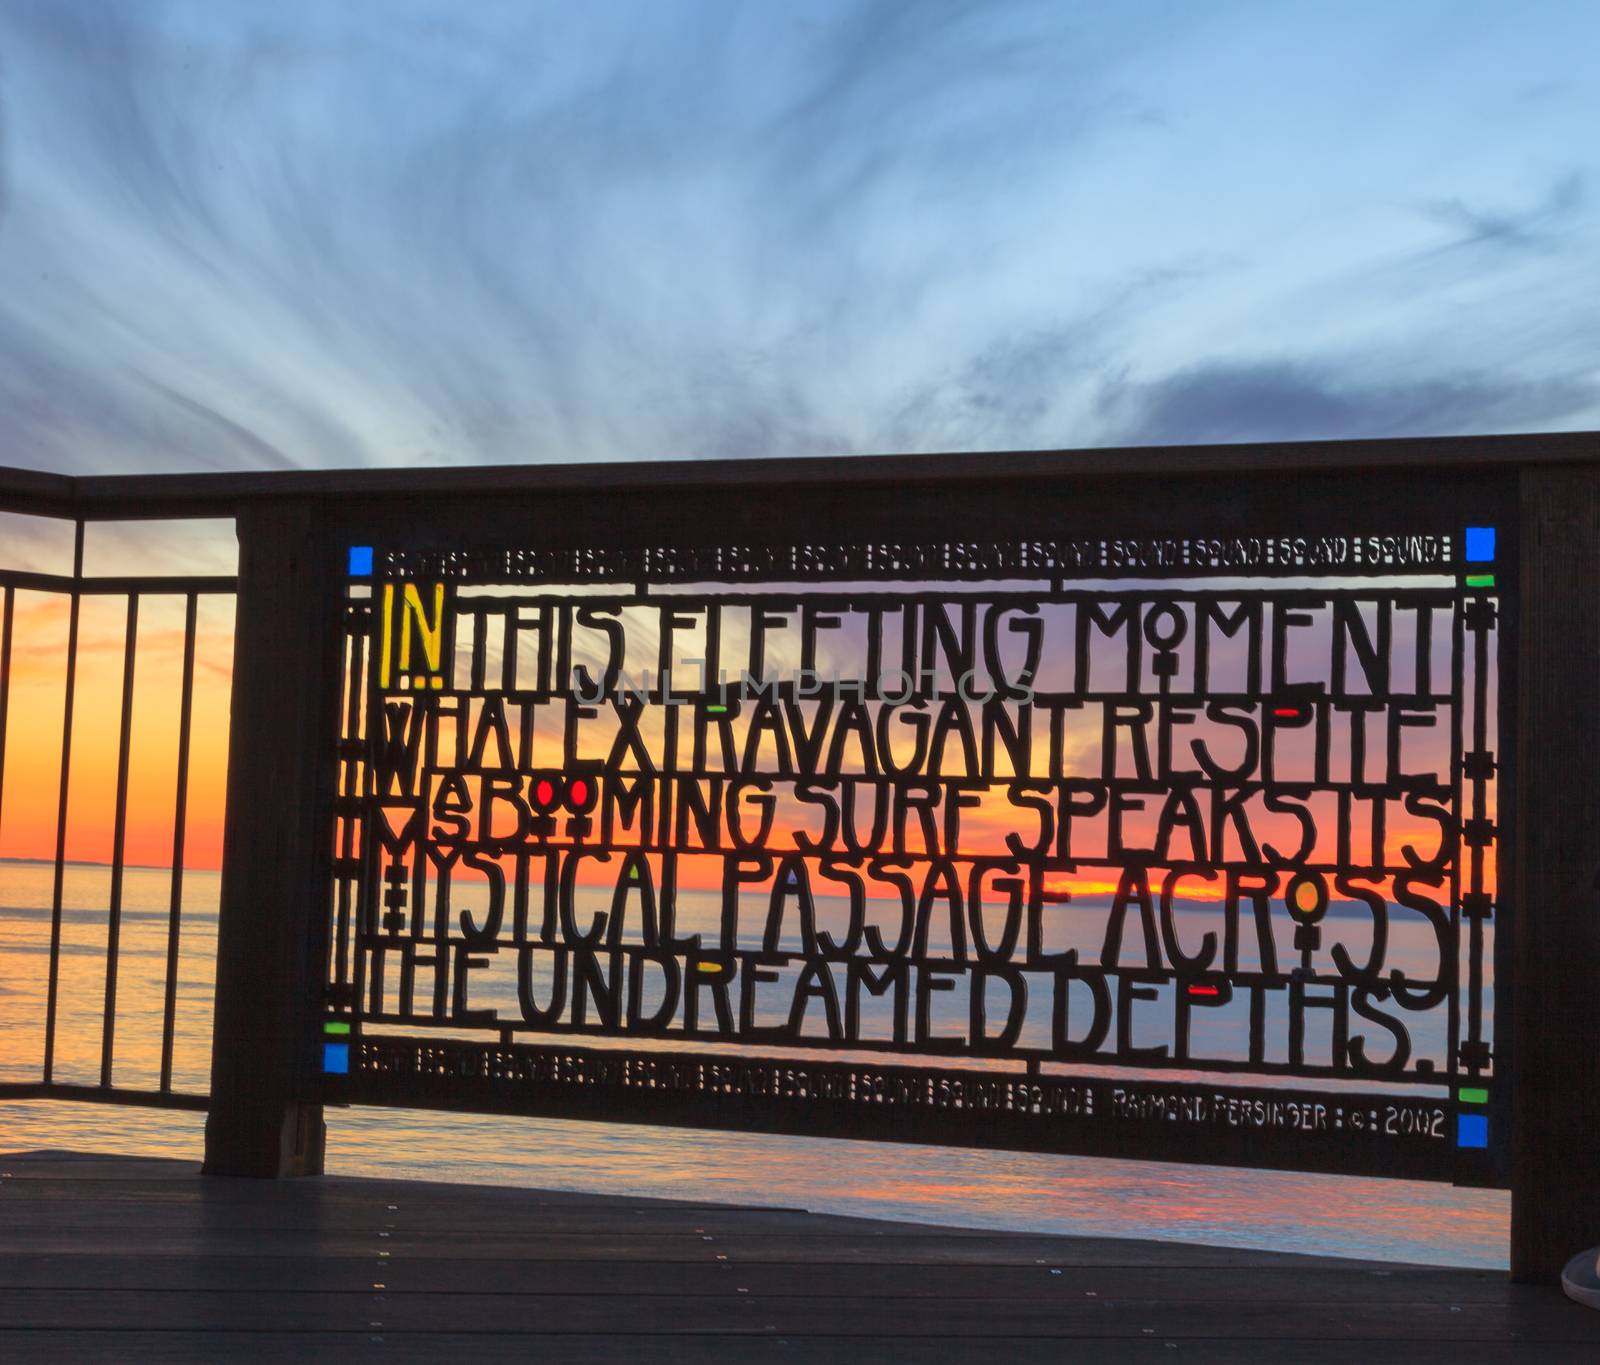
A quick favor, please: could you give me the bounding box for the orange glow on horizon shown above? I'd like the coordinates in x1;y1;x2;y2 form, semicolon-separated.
0;587;1497;907
0;591;234;873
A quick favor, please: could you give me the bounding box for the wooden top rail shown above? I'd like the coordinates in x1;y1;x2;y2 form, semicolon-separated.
2;429;1598;519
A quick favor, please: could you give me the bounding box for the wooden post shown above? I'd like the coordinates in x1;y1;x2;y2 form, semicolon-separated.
1512;464;1600;1279
203;501;340;1177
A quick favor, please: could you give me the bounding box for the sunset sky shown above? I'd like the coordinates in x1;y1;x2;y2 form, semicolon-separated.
0;10;1545;1278
0;1;1596;477
0;2;1568;876
0;589;234;869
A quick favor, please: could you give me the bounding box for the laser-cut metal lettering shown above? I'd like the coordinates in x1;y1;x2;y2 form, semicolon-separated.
324;527;1501;1182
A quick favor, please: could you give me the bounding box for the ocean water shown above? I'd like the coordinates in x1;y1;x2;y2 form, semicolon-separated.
0;859;1509;1268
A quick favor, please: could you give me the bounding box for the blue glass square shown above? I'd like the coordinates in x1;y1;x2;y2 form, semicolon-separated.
1457;1112;1488;1148
348;545;374;577
1464;527;1495;563
322;1042;350;1074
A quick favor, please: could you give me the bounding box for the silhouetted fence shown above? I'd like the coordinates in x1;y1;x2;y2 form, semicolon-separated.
2;434;1597;1282
0;515;233;1111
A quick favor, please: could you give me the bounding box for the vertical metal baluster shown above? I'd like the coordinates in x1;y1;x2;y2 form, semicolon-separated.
100;593;139;1087
351;608;374;1025
0;587;11;1067
160;592;198;1093
1447;589;1465;1081
1466;592;1493;1069
335;610;365;992
42;520;84;1083
0;587;13;858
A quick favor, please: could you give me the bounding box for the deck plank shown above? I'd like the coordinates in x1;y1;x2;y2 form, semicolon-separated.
1;1151;1593;1361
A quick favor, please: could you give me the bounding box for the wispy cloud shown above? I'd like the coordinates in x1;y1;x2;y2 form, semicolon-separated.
0;0;1595;474
1422;170;1585;255
1097;360;1599;448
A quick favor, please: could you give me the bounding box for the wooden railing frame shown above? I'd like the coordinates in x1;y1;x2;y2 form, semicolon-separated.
3;430;1599;1282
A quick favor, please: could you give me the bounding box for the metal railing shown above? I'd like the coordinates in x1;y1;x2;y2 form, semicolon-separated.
0;515;235;1111
2;431;1599;1280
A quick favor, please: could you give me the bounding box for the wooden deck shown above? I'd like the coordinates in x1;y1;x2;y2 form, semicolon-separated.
1;1151;1596;1362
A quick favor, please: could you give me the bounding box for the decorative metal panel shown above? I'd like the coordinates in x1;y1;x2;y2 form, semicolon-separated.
322;525;1503;1183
